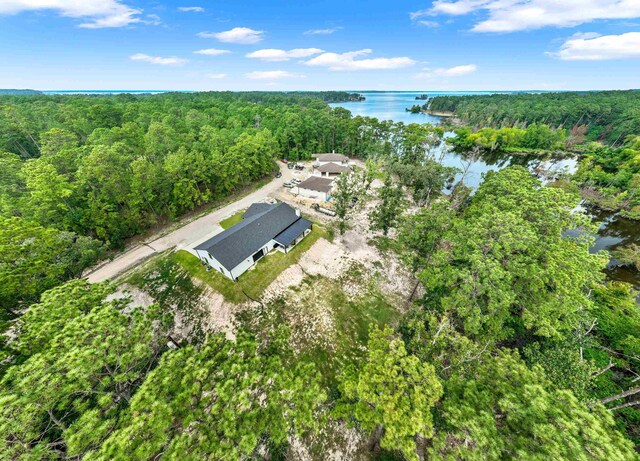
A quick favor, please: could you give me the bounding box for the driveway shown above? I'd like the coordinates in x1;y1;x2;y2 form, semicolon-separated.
86;162;298;283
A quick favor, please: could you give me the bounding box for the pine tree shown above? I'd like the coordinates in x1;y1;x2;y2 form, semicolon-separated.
338;325;442;460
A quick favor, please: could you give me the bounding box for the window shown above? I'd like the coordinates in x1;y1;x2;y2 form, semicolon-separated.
252;248;265;262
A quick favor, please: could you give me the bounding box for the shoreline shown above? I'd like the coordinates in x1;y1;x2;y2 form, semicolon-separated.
423;110;455;117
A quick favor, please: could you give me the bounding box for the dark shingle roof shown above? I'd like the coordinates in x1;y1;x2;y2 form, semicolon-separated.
313;153;349;162
297;176;334;193
316;163;351;173
274;218;312;247
243;203;274;219
195;203;299;271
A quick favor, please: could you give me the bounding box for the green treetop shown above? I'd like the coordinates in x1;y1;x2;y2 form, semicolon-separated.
338;325;442;460
429;350;636;460
91;332;326;461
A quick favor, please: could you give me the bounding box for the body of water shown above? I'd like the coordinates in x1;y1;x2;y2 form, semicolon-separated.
331;91;640;292
333;91;576;189
330;91;505;125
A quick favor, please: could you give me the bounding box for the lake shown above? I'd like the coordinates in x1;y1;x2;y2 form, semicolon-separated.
331;91;640;293
332;91;577;189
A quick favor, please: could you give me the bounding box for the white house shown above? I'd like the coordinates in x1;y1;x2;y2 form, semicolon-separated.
194;203;312;281
293;176;334;202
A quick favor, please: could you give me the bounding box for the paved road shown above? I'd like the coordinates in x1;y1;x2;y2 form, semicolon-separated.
87;162;298;283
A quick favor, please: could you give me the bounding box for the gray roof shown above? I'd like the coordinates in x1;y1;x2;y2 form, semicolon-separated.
243;203;274;219
316;163;351;173
195;203;299;271
297;176;334;193
313;153;349;162
274;218;312;247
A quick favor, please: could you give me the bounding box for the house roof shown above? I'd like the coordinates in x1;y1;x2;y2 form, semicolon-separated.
274;218;312;247
297;176;334;194
195;203;299;271
243;203;274;219
313;153;349;162
316;163;351;173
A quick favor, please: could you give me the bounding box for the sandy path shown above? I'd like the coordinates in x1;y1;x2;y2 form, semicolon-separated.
86;162;295;283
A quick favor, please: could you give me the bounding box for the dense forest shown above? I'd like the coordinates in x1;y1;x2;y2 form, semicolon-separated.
0;91;439;245
430;90;640;144
1;91;640;459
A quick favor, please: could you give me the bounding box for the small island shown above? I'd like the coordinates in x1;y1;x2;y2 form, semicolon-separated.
406;102;429;113
415;94;429;100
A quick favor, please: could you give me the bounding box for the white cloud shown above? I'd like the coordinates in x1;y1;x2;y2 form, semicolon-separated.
416;64;478;78
245;48;324;62
141;14;162;26
304;27;342;35
206;73;226;79
549;32;640;60
178;6;204;12
304;49;416;71
194;48;231;56
413;0;640;32
417;20;440;28
198;27;264;44
245;70;305;80
130;53;188;66
0;0;145;28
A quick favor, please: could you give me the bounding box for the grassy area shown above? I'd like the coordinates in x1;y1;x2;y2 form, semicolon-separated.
126;250;209;338
219;210;245;229
173;222;330;303
368;235;402;254
237;269;401;388
307;279;399;386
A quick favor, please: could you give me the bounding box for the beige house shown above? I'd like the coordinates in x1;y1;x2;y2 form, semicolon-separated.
293;176;334;202
314;162;352;178
312;153;350;167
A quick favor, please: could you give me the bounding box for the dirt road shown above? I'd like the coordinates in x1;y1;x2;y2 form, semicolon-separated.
86;162;297;283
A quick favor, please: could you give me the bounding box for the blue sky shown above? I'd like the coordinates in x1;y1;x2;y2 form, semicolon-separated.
1;0;639;91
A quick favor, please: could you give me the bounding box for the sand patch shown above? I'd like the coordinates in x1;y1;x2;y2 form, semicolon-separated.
289;420;369;461
298;238;351;279
196;285;238;340
107;283;155;312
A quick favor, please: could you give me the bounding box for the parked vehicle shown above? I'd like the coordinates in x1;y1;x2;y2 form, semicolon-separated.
280;158;288;164
275;171;282;178
283;182;294;188
291;178;302;184
294;163;304;170
311;203;336;216
287;163;295;169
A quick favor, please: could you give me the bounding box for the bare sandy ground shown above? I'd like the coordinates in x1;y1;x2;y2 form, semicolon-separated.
264;177;411;295
193;285;237;340
106;283;155;310
289;421;368;461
